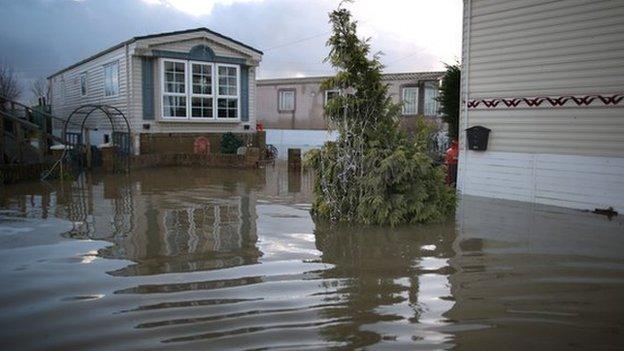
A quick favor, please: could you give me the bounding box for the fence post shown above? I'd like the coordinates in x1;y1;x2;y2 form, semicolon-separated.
0;113;4;165
84;130;92;169
39;112;48;162
15;121;24;163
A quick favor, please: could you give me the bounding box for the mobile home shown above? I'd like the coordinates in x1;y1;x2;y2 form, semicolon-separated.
47;27;263;155
459;0;624;212
256;71;445;132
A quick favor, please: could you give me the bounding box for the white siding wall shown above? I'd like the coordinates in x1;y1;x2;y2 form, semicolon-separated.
49;46;129;142
459;0;624;212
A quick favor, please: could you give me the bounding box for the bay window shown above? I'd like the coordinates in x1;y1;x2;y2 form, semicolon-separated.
217;65;239;119
162;60;187;118
160;59;240;120
190;62;213;118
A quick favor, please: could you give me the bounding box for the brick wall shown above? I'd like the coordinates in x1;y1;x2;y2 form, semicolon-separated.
139;131;266;155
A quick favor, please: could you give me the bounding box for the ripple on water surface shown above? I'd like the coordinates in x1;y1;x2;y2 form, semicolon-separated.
0;165;623;350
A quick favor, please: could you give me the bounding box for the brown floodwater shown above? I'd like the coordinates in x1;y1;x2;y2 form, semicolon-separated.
0;163;623;350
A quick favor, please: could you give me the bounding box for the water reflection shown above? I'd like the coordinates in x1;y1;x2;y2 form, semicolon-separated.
314;220;457;349
0;164;623;350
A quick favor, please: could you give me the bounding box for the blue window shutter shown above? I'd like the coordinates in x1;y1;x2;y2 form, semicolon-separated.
142;57;155;120
241;66;249;122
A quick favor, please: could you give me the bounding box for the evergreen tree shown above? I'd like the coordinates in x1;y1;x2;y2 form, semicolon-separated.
305;4;455;226
438;64;461;140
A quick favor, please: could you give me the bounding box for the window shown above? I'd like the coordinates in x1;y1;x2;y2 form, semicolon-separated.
162;60;187;118
190;62;213;119
402;87;418;115
160;59;240;120
324;89;339;105
424;83;439;116
104;61;119;97
278;89;295;112
80;72;87;96
216;64;239;119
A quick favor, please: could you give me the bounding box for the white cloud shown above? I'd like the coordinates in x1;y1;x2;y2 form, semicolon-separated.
141;0;264;16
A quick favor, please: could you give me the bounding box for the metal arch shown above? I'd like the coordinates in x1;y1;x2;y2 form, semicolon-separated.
63;104;131;142
61;104;132;172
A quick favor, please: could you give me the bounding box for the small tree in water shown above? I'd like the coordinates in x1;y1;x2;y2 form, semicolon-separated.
305;4;455;226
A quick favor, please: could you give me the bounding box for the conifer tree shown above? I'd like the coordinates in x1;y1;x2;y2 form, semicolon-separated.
305;4;455;226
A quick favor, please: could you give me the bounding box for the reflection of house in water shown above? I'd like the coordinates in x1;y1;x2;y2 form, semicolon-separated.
2;168;264;277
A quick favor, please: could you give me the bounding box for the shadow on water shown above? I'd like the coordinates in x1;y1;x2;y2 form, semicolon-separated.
0;162;623;350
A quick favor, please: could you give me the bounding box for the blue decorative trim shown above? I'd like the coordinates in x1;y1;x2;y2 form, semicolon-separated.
152;45;247;65
141;57;155;120
189;45;215;60
241;66;249;122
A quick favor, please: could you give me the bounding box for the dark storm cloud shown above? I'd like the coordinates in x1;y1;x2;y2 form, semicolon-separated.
0;0;441;101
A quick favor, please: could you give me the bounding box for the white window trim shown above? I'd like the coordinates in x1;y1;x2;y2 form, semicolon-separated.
324;89;339;106
80;72;88;96
189;60;215;120
401;86;419;115
161;58;188;119
159;59;241;121
278;89;296;112
103;61;120;98
215;63;241;121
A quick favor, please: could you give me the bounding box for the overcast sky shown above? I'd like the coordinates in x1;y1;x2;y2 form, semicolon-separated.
0;0;462;101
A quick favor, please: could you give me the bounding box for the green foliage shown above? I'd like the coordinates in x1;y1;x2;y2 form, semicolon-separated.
304;4;455;226
220;132;243;154
438;64;461;140
60;170;74;181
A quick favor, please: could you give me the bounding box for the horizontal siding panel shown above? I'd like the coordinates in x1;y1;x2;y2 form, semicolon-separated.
470;67;624;88
470;48;624;73
471;22;624;55
471;58;624;80
471;6;623;42
460;151;624;212
471;0;621;29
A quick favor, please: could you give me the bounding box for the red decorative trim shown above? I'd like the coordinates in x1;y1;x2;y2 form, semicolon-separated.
467;93;624;109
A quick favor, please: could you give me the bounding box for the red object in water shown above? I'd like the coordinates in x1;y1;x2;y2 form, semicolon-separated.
193;136;210;155
256;122;264;132
444;139;459;186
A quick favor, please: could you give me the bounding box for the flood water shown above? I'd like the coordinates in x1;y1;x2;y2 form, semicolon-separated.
0;164;623;350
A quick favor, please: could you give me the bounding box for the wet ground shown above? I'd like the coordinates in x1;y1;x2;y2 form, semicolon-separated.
0;163;623;350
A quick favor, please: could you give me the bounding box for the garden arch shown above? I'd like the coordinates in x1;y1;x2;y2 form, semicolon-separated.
62;104;132;172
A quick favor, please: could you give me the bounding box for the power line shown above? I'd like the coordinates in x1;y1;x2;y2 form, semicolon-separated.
263;31;329;52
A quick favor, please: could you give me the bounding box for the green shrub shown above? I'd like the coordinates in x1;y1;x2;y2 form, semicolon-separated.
220;132;243;154
304;5;455;226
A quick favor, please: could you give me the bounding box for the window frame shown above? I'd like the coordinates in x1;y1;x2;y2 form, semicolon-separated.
324;89;339;106
401;86;419;116
103;61;119;97
278;88;296;112
215;63;241;121
80;72;88;96
423;81;439;116
189;60;215;120
161;58;189;120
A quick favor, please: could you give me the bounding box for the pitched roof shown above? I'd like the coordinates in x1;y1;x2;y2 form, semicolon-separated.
257;71;445;85
48;27;262;78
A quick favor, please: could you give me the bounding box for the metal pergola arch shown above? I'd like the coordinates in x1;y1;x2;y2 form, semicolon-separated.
62;104;132;172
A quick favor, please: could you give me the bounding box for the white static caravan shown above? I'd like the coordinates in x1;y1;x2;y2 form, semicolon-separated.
47;28;263;154
458;0;624;213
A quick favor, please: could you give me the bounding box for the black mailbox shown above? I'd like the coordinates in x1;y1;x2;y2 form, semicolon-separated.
466;125;491;151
